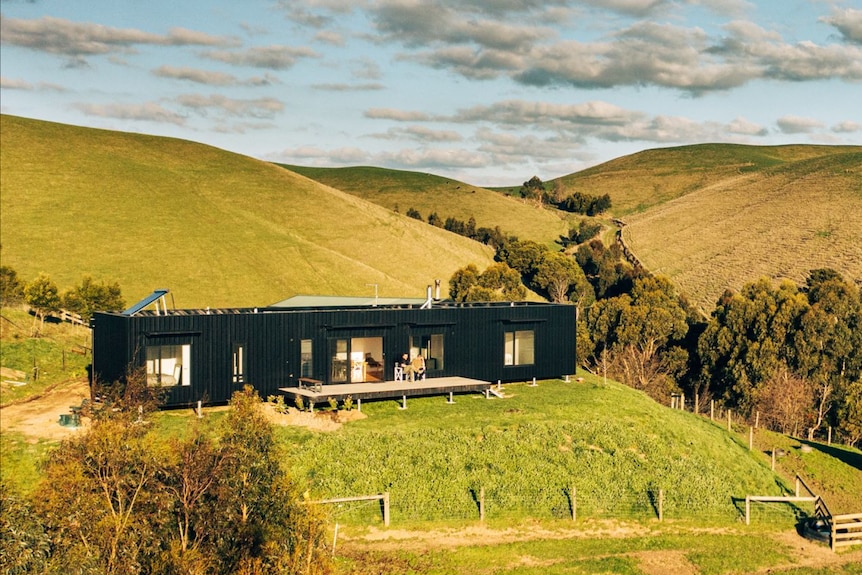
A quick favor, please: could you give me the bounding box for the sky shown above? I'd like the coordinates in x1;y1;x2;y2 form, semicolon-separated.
1;1;861;186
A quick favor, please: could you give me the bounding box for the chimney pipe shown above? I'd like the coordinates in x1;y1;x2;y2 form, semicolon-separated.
421;285;433;309
434;279;441;301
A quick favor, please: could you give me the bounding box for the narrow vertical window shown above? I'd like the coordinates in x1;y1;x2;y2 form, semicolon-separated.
232;343;245;383
301;339;313;378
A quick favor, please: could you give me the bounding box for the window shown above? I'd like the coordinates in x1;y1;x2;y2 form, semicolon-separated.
329;339;347;383
146;344;191;386
504;330;534;366
301;339;313;378
410;333;445;371
232;343;245;383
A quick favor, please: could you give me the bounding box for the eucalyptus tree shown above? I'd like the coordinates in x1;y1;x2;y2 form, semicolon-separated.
588;275;689;399
698;278;809;414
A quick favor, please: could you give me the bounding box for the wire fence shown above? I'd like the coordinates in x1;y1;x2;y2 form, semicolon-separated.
315;485;811;526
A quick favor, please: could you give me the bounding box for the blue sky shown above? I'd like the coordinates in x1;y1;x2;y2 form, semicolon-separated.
2;0;861;185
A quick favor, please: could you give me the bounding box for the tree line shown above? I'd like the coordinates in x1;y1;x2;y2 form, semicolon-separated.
1;266;125;335
446;239;861;446
0;383;332;575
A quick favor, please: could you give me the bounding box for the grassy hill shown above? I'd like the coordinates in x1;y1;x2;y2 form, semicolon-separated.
266;375;834;524
549;144;862;312
281;164;572;247
0;115;495;308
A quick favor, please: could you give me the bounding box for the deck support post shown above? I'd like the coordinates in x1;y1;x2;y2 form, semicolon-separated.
357;398;361;412
529;376;537;387
399;395;407;410
447;391;454;404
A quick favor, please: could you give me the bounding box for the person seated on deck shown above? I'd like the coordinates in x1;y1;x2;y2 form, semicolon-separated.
411;354;426;380
398;352;417;382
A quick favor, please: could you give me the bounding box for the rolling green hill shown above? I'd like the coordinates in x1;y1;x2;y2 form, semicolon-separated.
275;374;861;523
281;164;572;247
550;144;862;312
0;115;495;308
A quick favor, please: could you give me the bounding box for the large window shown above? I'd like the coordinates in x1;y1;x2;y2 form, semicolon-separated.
411;333;444;371
504;330;534;366
146;344;191;386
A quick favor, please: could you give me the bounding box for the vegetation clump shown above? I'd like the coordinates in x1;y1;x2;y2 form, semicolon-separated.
2;385;332;574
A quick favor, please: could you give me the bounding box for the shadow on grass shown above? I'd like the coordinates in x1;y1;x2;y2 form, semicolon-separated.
800;439;862;472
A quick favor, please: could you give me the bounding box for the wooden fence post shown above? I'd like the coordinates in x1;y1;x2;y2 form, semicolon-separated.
727;409;732;431
749;427;753;450
755;411;760;429
571;485;577;521
828;426;832;445
745;496;751;525
694;393;699;415
383;491;390;527
658;489;664;522
710;400;714;421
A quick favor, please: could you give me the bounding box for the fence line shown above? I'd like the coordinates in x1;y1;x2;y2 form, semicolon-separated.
311;485;776;526
832;512;862;551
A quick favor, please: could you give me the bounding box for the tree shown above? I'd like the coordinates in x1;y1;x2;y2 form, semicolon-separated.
449;263;526;302
534;251;593;304
449;264;480;301
24;273;60;336
62;275;126;321
519;175;549;206
210;386;331;574
35;417;161;574
836;380;862;448
497;240;548;280
698;278;809;413
405;207;423;221
0;265;25;307
587;276;689;400
476;263;526;301
0;482;51;574
753;365;813;435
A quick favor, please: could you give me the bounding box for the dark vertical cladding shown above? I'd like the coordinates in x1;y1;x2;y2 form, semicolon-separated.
92;301;576;407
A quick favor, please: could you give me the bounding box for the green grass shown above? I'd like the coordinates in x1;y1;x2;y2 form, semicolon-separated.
0;307;91;405
285;375;794;524
621;150;862;313
753;428;862;514
0;431;56;496
281;164;572;248
334;527;837;575
1;115;495;308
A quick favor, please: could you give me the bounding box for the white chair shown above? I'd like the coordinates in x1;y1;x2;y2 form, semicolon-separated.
394;362;403;381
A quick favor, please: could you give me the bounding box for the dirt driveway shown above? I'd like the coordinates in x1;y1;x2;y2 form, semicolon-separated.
0;379;91;441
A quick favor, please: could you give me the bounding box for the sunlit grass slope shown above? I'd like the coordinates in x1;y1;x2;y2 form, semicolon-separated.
285;375;799;523
0;115;494;308
553;143;862;216
622;150;862;313
281;164;571;247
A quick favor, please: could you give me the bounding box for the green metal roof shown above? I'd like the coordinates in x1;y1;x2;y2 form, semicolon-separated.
269;295;427;309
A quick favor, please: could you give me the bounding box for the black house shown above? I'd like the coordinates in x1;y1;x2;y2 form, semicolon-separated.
91;292;576;408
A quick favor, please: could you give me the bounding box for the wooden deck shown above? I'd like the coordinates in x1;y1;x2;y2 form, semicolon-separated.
279;376;498;407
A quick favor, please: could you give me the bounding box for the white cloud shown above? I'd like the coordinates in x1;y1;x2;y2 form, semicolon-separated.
175;94;284;118
821;8;862;45
776;115;825;134
203;45;319;70
73;102;186;125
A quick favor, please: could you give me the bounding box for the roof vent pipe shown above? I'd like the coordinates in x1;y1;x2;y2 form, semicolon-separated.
421;285;433;309
434;279;441;301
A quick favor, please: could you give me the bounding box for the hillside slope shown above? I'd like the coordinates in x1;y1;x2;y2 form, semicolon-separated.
622;150;862;312
0;115;495;308
282;164;571;247
284;376;846;522
550;144;862;312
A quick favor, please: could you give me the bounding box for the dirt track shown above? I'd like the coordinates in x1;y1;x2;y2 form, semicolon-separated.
0;379;91;441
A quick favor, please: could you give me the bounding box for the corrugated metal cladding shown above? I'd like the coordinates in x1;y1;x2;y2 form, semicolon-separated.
91;302;576;407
